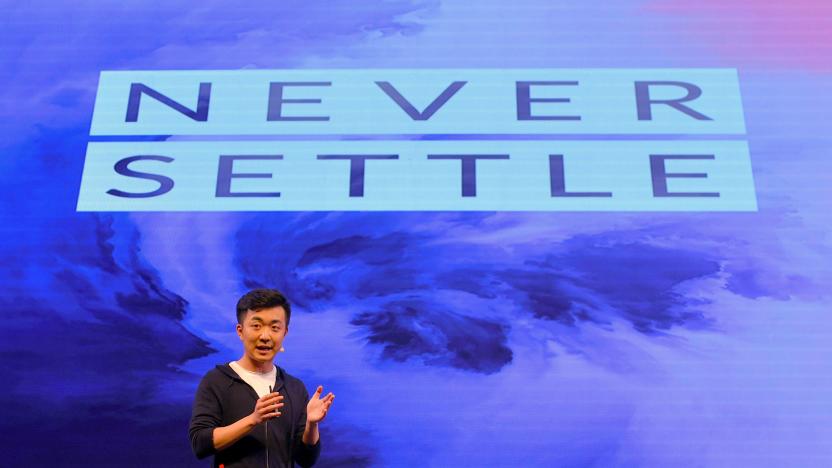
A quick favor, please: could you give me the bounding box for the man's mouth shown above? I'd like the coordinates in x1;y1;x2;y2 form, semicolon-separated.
256;346;273;352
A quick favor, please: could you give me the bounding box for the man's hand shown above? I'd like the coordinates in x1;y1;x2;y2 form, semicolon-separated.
213;392;284;451
306;386;335;423
251;392;284;424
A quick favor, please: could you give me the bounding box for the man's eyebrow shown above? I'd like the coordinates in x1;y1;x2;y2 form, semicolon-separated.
250;317;283;324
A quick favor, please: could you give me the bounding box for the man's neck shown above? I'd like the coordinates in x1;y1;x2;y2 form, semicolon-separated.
236;356;274;374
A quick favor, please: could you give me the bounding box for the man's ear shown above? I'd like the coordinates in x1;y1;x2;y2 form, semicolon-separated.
236;323;243;340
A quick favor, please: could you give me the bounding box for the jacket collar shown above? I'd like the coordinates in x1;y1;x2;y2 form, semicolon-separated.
216;362;286;392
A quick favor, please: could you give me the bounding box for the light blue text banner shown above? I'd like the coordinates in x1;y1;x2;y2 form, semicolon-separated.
90;69;746;136
77;140;756;211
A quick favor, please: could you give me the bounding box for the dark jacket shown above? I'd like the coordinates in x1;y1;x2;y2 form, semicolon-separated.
189;364;321;468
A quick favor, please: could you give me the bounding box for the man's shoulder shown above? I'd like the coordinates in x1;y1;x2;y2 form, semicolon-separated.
198;363;238;386
277;366;310;396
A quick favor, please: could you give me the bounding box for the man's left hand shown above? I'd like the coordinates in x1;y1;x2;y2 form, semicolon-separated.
307;385;335;423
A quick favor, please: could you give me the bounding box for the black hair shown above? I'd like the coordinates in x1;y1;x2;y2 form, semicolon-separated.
236;288;292;326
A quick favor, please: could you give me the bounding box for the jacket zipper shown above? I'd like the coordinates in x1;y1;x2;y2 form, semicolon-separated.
265;419;269;468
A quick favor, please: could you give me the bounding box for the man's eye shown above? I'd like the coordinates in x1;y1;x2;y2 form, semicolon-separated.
252;324;261;329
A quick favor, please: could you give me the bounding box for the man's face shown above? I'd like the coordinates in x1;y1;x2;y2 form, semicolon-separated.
236;306;288;365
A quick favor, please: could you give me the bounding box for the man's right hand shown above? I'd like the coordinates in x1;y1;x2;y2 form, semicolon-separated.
251;392;284;424
213;392;285;451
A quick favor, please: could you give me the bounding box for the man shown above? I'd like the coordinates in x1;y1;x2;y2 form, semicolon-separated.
189;289;335;467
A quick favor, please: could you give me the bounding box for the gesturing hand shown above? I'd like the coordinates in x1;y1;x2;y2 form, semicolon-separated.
306;386;334;423
251;392;284;424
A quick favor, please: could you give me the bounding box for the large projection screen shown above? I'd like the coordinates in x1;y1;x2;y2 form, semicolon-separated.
1;2;830;467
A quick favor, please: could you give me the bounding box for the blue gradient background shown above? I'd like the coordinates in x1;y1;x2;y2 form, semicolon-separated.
1;1;831;466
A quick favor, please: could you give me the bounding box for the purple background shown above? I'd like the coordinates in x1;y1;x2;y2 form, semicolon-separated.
1;1;831;466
